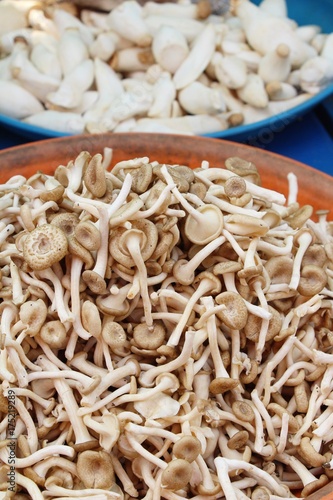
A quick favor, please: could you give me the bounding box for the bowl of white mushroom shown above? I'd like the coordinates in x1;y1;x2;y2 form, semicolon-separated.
0;0;333;140
0;131;333;499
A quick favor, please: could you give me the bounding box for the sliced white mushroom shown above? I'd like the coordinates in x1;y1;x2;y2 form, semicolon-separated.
234;0;317;68
295;25;321;44
144;15;204;43
30;41;62;80
0;79;44;119
28;8;60;39
52;7;94;46
152;25;189;74
178;81;226;115
57;28;89;76
148;72;176;118
89;31;116;61
23;110;85;134
173;23;216;90
258;43;291;83
237;73;269;108
212;52;248;89
106;0;151;47
0;3;28;37
46;58;94;109
300;56;333;93
135;113;228;135
83;57;124;125
142;1;201;19
266;81;298;100
111;47;154;73
321;33;333;61
10;49;60;103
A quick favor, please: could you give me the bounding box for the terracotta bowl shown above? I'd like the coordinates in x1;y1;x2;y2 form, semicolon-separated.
1;133;333;500
0;132;332;218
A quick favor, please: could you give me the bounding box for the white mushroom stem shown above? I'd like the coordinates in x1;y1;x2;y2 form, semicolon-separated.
203;296;229;379
195;169;286;205
289;230;313;290
140;330;195;387
166;278;218;347
214;457;238;500
276;453;320;487
80;360;139;406
222;272;272;320
35;356;94;445
77;383;132;417
12;396;38;453
251;389;277;444
256;335;296;405
10;470;44;500
0;443;74;468
36;268;73;323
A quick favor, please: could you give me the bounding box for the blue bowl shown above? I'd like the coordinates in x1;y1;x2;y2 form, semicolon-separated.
0;0;332;141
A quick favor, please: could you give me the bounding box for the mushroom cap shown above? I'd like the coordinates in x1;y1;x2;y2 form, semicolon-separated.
83;153;107;198
82;270;107;294
110;219;158;267
102;321;127;351
227;430;249;450
23;224;68;271
264;255;293;284
215;291;248;330
297;264;327;296
40;320;67;349
51;212;79;239
209;377;239;395
161;459;192;491
184;203;224;245
224;176;246;199
225;213;269;237
19;298;47;336
173;435;201;463
75;220;101;251
77;450;115;490
232;400;255;423
244;305;281;343
132;321;166;350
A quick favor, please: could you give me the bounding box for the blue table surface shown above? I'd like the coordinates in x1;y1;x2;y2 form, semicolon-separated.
0;102;332;177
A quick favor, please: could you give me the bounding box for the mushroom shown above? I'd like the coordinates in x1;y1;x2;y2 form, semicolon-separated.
77;450;115;489
22;224;68;271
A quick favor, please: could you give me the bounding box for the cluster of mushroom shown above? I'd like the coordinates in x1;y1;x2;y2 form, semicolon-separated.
0;0;333;135
0;147;333;500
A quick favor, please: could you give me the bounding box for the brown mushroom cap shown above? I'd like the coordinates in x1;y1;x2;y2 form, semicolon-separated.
132;321;166;350
227;430;249;450
77;450;115;489
173;436;201;463
23;224;68;271
39;320;67;349
83;153;107;198
232;400;255;423
161;459;192;491
224;176;246;199
244;306;282;343
297;265;327;296
209;377;239;395
215;291;248;330
75;220;101;251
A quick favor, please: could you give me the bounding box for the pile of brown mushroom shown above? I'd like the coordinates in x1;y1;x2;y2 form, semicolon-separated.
0;148;333;499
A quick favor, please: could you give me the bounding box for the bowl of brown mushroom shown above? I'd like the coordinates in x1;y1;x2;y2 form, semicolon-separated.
0;132;333;500
0;0;333;140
